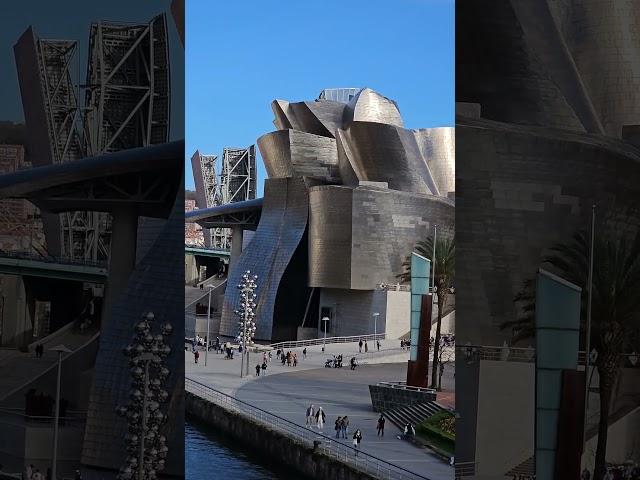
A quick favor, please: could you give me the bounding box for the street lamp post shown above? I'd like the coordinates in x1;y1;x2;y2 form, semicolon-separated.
583;204;596;449
432;224;437;293
205;284;214;367
321;316;329;353
372;312;380;340
50;344;71;480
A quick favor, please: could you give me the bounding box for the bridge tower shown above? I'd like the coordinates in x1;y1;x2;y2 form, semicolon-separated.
190;151;221;248
14;14;170;262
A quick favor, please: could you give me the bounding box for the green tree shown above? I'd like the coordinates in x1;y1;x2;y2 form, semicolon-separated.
399;235;455;390
502;228;640;480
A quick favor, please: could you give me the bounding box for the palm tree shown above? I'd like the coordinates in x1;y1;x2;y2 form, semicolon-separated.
399;235;455;390
501;228;640;480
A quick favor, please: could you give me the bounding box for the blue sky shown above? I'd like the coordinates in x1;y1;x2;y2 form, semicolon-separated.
186;0;454;195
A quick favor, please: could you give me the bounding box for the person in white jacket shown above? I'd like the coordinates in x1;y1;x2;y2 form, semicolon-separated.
315;406;326;431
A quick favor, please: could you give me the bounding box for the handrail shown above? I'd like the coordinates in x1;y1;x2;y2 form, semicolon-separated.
185;279;227;310
270;333;386;350
0;250;107;268
376;382;436;394
0;408;86;425
456;345;640;366
186;377;433;480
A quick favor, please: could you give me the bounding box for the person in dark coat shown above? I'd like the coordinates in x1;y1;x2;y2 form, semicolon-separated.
377;414;386;436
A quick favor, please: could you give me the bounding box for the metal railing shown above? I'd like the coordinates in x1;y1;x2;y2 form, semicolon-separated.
0;407;86;427
186;377;432;480
376;382;436;394
0;249;107;268
456;345;536;363
185;279;227;310
269;333;386;351
457;345;640;367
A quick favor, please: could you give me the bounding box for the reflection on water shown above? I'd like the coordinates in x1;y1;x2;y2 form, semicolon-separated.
185;420;305;480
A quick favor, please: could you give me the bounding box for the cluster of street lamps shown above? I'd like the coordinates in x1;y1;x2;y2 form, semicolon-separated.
234;270;258;378
116;312;173;480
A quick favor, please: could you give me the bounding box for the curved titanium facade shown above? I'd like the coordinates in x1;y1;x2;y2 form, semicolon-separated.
343;88;404;128
337;122;438;195
219;177;309;341
458;0;640;137
456;0;585;130
257;129;339;180
414;127;456;198
456;117;640;345
309;184;455;290
553;0;640;137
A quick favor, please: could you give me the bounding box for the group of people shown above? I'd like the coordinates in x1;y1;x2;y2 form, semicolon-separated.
357;338;382;353
276;349;299;367
325;354;344;368
588;463;640;480
33;344;44;358
254;361;268;376
430;334;455;348
23;465;82;480
305;404;326;430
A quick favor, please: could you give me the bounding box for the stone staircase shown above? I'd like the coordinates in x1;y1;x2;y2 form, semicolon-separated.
383;401;449;429
505;455;535;477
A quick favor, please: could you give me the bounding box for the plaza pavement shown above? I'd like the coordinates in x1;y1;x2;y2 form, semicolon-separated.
185;340;455;480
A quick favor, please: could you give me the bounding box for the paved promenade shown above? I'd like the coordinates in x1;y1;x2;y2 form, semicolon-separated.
185;340;454;480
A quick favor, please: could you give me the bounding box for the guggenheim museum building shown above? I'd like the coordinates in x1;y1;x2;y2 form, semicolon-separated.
191;87;454;343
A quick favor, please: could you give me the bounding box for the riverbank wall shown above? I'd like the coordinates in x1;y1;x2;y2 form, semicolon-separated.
185;391;377;480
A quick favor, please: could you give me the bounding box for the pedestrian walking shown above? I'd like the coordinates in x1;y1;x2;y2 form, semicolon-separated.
334;416;343;438
353;429;362;456
315;406;326;431
377;340;381;351
263;352;267;364
255;364;261;376
276;348;281;359
286;351;292;367
305;404;315;428
261;361;267;376
281;354;286;366
341;416;349;438
293;353;298;367
303;347;307;359
194;350;199;364
268;351;272;361
358;339;363;353
377;414;385;436
364;340;368;353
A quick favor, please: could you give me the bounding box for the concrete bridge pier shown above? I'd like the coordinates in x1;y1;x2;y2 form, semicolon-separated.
103;208;139;321
229;226;244;275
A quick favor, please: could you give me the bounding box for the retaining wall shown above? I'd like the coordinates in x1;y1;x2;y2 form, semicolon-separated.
185;391;376;480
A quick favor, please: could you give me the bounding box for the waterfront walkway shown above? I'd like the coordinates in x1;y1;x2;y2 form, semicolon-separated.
185;341;454;480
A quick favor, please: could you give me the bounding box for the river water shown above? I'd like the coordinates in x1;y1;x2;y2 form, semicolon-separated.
185;420;307;479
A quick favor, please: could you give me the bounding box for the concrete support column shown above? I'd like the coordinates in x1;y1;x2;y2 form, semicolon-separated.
229;226;244;276
103;208;138;323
